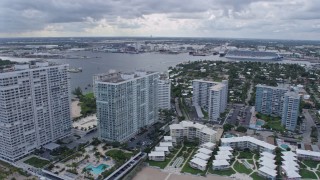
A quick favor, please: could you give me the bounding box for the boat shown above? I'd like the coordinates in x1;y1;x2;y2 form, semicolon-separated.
225;50;282;61
67;67;82;73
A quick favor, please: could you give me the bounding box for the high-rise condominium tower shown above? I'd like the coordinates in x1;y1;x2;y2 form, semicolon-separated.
192;80;228;121
255;84;300;131
94;71;159;142
158;73;171;109
281;92;300;131
0;61;71;162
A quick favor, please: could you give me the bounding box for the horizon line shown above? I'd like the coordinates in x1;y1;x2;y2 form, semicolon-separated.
0;35;320;42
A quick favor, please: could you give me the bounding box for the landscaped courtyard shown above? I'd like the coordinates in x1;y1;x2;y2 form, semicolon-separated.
0;160;36;180
299;159;320;179
47;142;134;180
24;156;50;168
208;150;263;179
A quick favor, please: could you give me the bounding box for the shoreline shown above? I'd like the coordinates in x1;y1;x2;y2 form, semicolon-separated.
132;166;232;180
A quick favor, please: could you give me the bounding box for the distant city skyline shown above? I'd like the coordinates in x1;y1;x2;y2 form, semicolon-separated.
1;0;320;40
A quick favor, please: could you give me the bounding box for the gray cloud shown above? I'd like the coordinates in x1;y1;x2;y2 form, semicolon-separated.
0;0;319;39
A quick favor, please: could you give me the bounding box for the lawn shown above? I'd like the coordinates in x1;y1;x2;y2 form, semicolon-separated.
24;157;50;168
238;151;253;159
298;161;307;168
181;148;205;175
257;113;285;133
147;159;171;169
105;149;132;160
302;160;320;169
264;120;285;133
181;163;206;176
300;169;317;179
209;168;236;176
247;159;254;166
250;172;266;180
233;161;252;175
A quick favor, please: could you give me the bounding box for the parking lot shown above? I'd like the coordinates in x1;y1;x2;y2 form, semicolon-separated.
224;104;252;127
127;124;161;151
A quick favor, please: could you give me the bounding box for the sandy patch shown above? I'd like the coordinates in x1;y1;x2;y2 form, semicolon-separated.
72;114;97;129
71;100;81;118
133;167;232;180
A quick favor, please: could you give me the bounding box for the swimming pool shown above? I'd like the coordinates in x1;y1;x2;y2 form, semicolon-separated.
86;164;109;174
280;144;289;150
224;133;236;138
256;120;265;126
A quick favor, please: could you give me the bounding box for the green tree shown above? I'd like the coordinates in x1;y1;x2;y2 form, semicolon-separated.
223;123;234;132
72;87;83;98
236;126;247;133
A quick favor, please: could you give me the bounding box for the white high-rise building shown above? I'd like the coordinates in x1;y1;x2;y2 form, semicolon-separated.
209;83;228;121
255;84;288;116
192;80;228;121
0;61;71;162
281;92;300;131
158;74;171;109
255;84;300;131
94;70;159;142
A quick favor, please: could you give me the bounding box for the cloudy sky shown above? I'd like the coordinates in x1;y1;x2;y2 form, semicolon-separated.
0;0;320;40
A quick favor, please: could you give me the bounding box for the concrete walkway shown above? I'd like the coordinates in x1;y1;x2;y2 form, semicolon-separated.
230;152;257;180
248;154;258;176
180;148;196;172
164;145;185;173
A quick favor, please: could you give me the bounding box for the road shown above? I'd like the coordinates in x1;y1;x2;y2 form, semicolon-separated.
245;83;253;105
174;98;183;117
302;109;316;143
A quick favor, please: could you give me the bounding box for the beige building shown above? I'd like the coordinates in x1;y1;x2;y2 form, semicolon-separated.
169;121;216;144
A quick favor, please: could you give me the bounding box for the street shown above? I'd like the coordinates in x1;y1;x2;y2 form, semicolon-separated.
303;109;320;144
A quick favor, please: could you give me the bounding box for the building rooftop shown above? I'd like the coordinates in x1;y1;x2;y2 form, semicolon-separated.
212;159;229;166
219;146;233;151
1;60;62;73
261;151;275;159
215;154;231;160
148;151;165;157
95;70;157;83
282;151;297;157
197;148;213;155
286;170;301;178
201;142;215;149
169;121;216;136
217;150;232;156
260;159;277;169
256;84;289;90
190;158;208;167
258;166;277;177
259;157;276;164
194;153;211;160
281;155;297;162
159;142;173;147
163;136;173;141
210;83;226;91
297;149;320;157
221;136;276;151
155;146;169;152
285;91;301;98
282;164;299;172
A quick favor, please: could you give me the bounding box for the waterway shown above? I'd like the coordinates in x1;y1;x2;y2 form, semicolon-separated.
0;51;314;94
